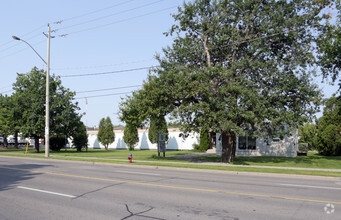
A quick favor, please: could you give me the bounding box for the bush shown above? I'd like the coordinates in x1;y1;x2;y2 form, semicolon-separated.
72;122;88;152
192;143;200;151
199;129;210;152
313;96;341;156
50;136;67;151
315;124;341;156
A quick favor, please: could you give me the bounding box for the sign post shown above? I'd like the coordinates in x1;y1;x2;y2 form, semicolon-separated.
157;133;167;157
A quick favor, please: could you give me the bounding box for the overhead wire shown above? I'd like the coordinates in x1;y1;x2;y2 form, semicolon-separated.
0;40;46;61
59;66;157;78
1;84;139;99
53;0;136;24
58;5;177;37
75;91;133;100
56;0;165;31
0;89;14;94
76;85;142;94
52;58;155;71
0;24;46;50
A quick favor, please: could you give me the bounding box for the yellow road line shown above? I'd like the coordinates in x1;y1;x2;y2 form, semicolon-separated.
1;166;341;205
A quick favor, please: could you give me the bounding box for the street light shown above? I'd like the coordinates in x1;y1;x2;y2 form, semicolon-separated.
12;25;51;157
12;36;47;65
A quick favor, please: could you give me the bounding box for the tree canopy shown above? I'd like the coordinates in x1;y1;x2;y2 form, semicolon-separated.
120;0;339;162
97;117;115;150
318;2;341;89
10;67;82;152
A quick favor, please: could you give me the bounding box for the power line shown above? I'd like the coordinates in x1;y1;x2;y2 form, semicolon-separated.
0;24;45;50
0;32;45;54
0;40;46;61
56;0;164;31
53;0;136;24
59;6;177;37
51;58;155;71
75;91;133;100
76;85;142;94
0;89;13;94
59;66;157;78
0;85;12;91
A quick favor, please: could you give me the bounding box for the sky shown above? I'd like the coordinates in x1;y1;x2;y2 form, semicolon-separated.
0;0;339;128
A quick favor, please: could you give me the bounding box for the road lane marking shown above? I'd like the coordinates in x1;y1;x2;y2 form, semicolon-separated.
280;183;341;190
115;170;160;176
18;186;76;198
1;166;340;205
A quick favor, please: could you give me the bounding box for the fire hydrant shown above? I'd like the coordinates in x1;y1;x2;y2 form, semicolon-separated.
128;153;132;163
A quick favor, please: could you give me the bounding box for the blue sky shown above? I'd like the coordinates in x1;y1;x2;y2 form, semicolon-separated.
0;0;339;127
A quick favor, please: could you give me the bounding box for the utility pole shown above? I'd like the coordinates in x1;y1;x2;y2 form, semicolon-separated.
45;24;51;157
12;24;52;157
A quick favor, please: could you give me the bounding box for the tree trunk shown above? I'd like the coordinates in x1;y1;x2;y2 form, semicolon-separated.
34;135;40;153
221;131;236;163
14;132;18;149
3;135;8;148
231;135;236;162
208;132;215;149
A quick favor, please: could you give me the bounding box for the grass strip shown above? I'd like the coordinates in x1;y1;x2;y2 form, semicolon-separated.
1;153;341;177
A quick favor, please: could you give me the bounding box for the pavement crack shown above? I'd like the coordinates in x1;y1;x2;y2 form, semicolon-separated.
121;204;165;220
72;182;125;199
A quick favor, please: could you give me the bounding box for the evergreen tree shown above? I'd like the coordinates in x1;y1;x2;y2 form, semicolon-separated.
199;129;210;152
97;117;115;150
148;115;168;144
72;121;88;152
123;123;139;151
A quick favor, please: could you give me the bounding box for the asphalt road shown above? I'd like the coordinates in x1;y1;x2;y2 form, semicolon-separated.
0;156;340;220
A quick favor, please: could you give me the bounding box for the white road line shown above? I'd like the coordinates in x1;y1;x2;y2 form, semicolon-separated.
18;186;76;198
115;170;160;176
279;183;341;190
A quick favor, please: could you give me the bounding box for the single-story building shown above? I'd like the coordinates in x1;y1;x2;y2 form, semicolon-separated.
216;130;299;157
82;127;298;157
85;128;199;151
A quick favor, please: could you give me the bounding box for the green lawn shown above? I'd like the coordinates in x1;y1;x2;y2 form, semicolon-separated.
1;148;340;177
196;152;341;169
0;148;195;162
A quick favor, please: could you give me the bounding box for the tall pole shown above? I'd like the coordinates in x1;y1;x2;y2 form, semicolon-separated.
45;24;51;157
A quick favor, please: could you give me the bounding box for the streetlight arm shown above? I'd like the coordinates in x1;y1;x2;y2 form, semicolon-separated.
12;36;47;65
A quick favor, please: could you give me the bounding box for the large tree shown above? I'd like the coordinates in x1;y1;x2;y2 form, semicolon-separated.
12;67;81;153
121;0;339;162
97;117;115;150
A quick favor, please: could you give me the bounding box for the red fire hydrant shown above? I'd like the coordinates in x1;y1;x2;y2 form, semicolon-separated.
128;153;132;163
